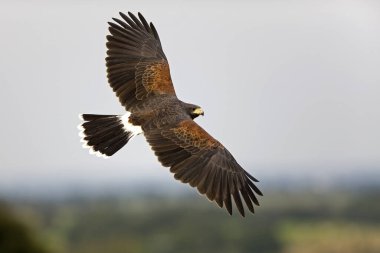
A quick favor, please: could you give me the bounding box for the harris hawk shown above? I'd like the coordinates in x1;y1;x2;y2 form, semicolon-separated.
78;12;262;216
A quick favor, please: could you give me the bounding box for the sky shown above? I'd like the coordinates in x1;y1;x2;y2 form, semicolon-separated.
0;0;379;194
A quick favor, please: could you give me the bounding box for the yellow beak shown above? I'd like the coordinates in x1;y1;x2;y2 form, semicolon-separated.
193;107;204;116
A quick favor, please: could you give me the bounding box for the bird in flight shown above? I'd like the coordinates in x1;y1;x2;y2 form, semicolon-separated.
78;12;262;216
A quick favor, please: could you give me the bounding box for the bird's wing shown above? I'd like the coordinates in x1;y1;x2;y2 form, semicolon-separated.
106;12;176;111
144;119;262;216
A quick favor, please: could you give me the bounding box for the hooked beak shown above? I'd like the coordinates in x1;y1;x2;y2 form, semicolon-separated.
193;107;204;116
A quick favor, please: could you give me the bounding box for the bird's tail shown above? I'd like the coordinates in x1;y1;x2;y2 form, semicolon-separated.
78;113;142;158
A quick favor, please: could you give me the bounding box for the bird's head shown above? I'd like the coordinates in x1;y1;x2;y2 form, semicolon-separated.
183;102;204;119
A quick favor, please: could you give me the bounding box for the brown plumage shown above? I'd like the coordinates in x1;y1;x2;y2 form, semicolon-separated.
79;12;262;216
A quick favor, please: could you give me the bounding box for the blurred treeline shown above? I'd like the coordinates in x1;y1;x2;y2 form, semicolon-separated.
1;188;380;253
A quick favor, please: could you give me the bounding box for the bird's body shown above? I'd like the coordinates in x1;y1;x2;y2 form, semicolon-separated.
129;97;192;129
79;12;262;216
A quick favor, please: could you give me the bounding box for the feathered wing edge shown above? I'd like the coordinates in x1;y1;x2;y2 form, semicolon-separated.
144;122;262;217
106;12;174;111
171;147;262;217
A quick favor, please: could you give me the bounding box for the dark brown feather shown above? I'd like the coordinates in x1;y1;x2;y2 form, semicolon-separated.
127;12;145;30
232;177;245;216
138;12;153;33
240;187;255;213
214;171;224;208
223;175;233;215
150;22;161;42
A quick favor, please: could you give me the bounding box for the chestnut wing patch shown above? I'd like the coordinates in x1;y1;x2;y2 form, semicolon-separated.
135;60;175;100
144;120;262;216
163;120;219;153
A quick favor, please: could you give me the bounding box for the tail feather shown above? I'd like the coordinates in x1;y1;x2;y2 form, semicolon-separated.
78;113;141;158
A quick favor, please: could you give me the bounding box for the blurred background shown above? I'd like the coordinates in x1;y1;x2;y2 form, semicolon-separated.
1;0;379;252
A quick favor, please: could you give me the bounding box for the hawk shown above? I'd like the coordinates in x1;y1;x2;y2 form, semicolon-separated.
78;12;262;216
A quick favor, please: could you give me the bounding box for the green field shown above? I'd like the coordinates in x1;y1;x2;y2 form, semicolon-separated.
1;189;380;253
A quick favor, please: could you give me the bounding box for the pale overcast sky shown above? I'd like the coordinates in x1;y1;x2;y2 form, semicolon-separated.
1;0;379;192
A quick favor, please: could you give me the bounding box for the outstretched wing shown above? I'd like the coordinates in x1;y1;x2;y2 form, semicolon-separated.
144;119;262;217
106;12;176;111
